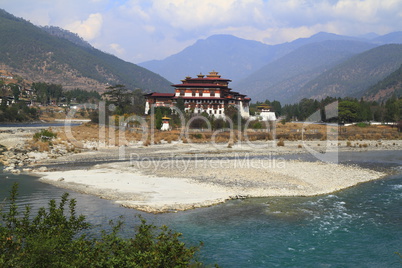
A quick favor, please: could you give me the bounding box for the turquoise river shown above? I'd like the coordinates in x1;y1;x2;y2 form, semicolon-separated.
1;150;401;267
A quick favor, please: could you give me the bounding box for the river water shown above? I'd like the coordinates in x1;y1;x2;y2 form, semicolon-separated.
0;150;401;267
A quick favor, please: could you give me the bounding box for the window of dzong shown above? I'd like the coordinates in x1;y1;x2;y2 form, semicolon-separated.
210;90;215;97
180;90;184;96
199;90;203;96
192;90;196;96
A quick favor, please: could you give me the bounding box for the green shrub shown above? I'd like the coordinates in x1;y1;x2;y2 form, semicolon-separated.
356;122;369;127
33;129;57;142
0;183;205;267
192;133;203;139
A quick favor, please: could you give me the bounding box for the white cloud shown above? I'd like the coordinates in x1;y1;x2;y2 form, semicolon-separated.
109;43;125;56
150;0;266;30
66;13;103;41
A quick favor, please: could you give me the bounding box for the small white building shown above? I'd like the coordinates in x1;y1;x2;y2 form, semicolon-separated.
257;104;276;121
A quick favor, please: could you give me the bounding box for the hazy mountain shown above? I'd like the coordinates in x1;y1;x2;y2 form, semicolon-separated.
362;64;402;102
372;31;402;45
233;40;377;104
0;9;171;92
296;44;402;101
139;34;275;83
139;32;369;84
279;32;364;51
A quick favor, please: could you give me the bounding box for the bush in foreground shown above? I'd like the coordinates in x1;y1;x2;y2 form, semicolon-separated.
0;183;205;267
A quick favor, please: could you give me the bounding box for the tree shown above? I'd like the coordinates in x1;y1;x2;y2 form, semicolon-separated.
0;184;205;267
176;97;185;112
338;101;359;123
102;85;145;116
384;95;400;122
271;100;282;116
10;84;20;101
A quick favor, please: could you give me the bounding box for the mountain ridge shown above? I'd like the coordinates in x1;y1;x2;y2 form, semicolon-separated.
233;40;378;103
296;44;402;102
0;9;172;93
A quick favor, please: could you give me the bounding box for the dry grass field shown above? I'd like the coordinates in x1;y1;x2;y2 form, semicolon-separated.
53;122;400;147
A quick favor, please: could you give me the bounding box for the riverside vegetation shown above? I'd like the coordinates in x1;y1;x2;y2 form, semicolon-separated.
0;184;207;267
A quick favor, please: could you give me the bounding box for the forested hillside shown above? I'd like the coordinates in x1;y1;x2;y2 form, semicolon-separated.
234;40;377;104
296;44;402;102
0;9;172;93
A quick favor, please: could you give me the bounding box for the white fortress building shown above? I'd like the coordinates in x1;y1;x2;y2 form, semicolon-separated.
144;71;250;119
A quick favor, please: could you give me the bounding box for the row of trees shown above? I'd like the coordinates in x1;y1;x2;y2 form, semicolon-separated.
282;96;402;123
32;82;101;105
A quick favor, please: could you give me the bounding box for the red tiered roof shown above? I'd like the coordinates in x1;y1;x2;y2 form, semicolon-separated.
172;83;227;88
144;93;175;97
172;71;231;88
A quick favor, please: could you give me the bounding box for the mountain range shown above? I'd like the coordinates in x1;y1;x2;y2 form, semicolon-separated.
140;31;402;103
1;8;401;104
0;9;172;93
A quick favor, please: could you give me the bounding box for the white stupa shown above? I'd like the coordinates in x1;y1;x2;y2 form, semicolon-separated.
161;116;171;131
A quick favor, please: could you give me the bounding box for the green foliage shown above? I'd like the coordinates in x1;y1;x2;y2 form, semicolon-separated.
89;110;99;124
249;120;263;129
250;99;282;118
33;129;57;142
32;82;63;105
0;102;39;122
102;85;145;116
64;88;101;104
9;84;20;101
356;122;369;127
281;96;401;123
176;97;185;112
338;101;359;123
31;82;101;105
0;184;205;267
192;134;203;139
152;106;171;129
282;98;322;121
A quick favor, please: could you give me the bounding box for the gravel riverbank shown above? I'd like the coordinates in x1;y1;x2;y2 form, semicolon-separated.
38;157;386;213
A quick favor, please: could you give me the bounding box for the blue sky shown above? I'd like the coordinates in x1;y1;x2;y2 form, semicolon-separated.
1;0;402;63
